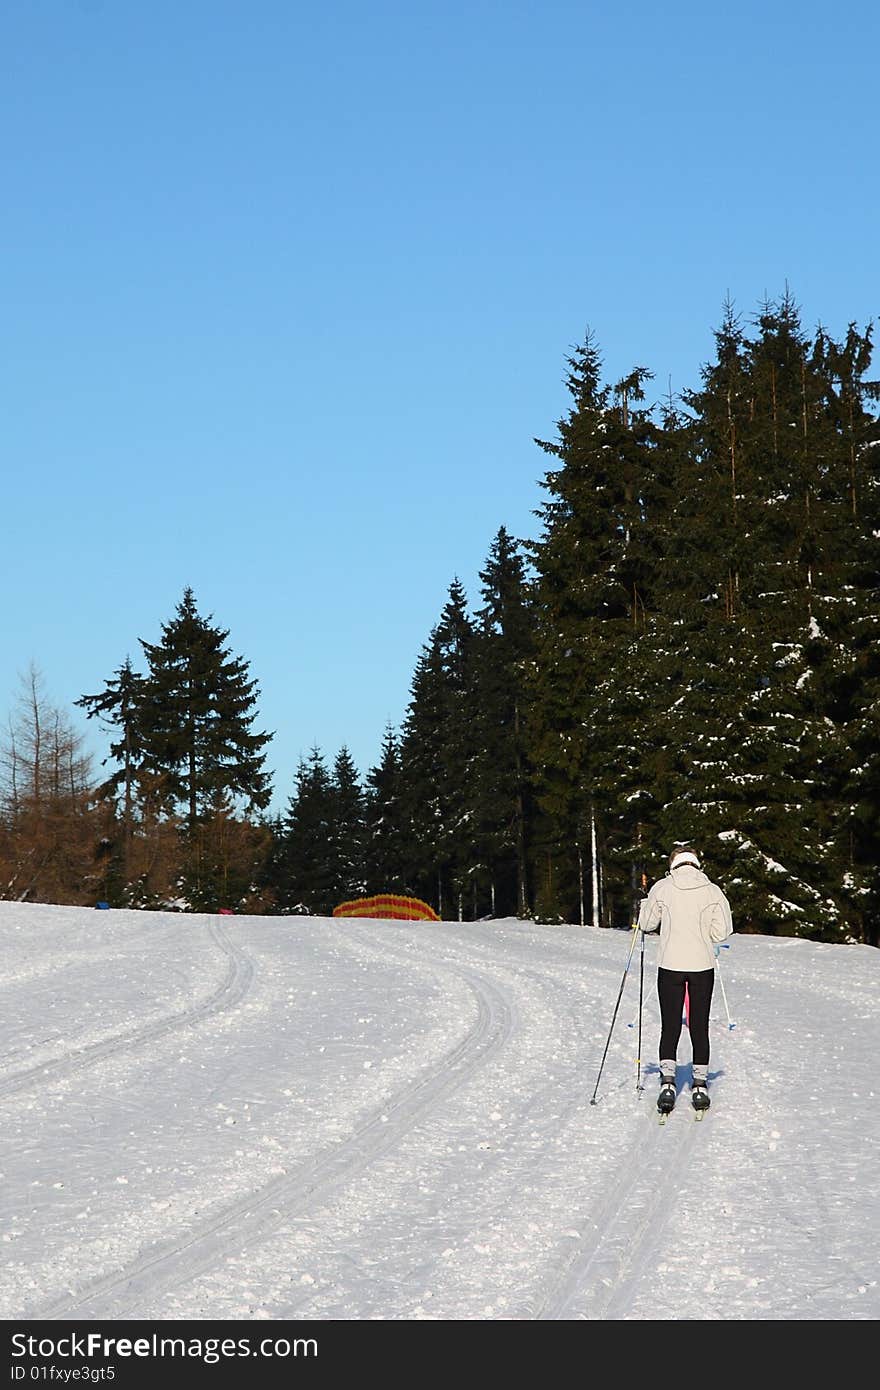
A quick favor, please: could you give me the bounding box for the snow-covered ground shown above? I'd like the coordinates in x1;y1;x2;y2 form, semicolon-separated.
1;902;877;1321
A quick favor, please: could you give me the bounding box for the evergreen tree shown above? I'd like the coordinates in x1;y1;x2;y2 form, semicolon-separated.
525;335;663;920
399;579;479;917
276;749;336;914
659;295;879;939
259;812;288;909
364;725;407;893
435;579;481;918
399;639;446;908
634;305;765;899
472;527;534;916
330;746;365;903
815;321;880;942
76;657;149;848
138;588;273;830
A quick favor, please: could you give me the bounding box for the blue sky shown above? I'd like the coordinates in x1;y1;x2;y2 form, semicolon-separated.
2;0;877;812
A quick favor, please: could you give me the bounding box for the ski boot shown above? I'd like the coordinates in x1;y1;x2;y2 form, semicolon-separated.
691;1080;711;1119
657;1075;676;1123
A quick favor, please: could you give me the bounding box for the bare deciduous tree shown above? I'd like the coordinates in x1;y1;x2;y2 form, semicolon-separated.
0;665;97;904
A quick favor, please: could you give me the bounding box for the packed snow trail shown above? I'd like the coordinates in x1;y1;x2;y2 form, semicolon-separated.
38;934;515;1319
0;904;877;1320
0;920;253;1100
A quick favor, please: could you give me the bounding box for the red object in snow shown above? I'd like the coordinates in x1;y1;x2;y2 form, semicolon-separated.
333;893;440;922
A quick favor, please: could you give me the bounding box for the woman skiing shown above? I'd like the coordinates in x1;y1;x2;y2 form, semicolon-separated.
638;844;733;1115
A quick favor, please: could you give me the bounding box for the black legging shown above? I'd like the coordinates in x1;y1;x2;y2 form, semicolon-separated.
658;967;715;1067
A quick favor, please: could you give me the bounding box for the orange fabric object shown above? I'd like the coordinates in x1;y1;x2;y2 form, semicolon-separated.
333;893;440;922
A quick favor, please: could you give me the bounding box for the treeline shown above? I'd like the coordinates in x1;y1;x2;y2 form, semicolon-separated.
282;293;878;943
2;293;878;942
523;292;880;942
0;591;274;912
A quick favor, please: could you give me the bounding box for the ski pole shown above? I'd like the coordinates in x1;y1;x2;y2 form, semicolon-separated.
590;926;639;1106
715;945;735;1029
636;920;645;1093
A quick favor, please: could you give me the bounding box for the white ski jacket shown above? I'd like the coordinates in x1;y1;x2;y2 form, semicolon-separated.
638;864;733;971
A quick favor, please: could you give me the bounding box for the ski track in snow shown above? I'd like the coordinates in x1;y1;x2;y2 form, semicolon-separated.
0;922;253;1099
537;1093;696;1319
1;904;878;1321
35;923;515;1320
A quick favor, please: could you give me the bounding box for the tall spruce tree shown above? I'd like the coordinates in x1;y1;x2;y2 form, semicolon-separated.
138;589;272;830
329;746;365;904
659;295;879;939
526;335;662;920
735;301;870;937
276;748;336;914
399;638;446;908
432;579;481;918
399;579;479;917
364;725;407;893
580;369;674;917
76;657;148;847
472;527;534;916
814;320;880;942
642;303;763;888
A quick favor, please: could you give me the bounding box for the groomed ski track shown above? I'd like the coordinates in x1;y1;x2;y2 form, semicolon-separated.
37;927;515;1319
0;921;253;1100
2;906;878;1321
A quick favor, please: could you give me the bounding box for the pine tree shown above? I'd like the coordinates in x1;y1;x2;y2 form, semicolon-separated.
641;303;766;895
815;321;880;942
276;749;336;914
399;639;446;909
364;725;407;893
472;527;534;916
138;589;273;830
660;295;879;939
76;657;149;850
399;580;479;918
330;746;365;903
526;334;662;920
260;812;288;909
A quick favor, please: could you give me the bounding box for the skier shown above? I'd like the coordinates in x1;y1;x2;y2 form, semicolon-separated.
638;844;733;1117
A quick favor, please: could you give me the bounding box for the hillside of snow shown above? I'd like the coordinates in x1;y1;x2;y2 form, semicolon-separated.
1;902;877;1321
